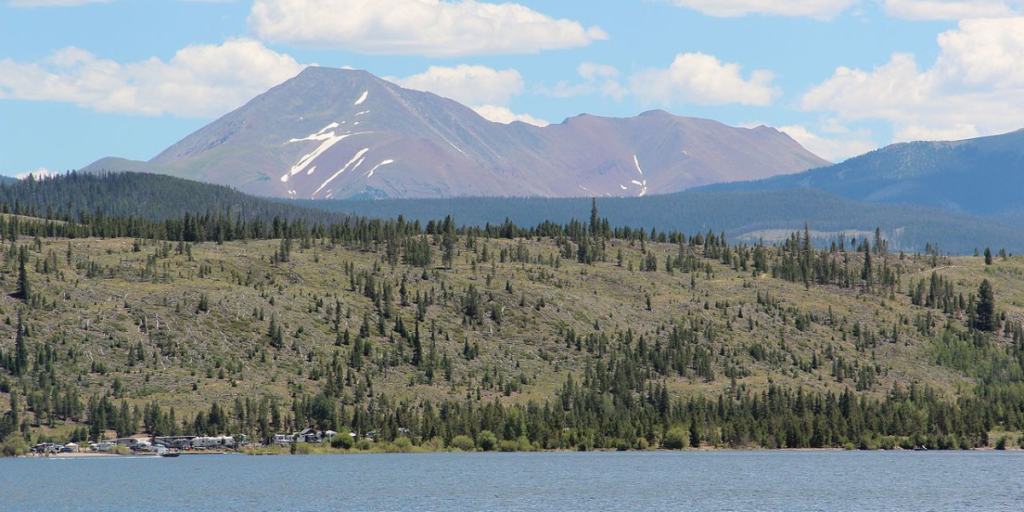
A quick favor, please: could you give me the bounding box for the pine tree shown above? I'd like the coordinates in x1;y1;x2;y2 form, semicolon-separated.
975;279;996;332
16;246;30;301
861;241;873;289
441;216;456;269
13;312;28;377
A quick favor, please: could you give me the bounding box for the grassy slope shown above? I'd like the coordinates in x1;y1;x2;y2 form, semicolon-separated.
2;229;1023;444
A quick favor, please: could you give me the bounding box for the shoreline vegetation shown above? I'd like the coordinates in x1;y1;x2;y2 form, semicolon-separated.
8;426;1024;459
2;175;1024;459
13;439;1024;459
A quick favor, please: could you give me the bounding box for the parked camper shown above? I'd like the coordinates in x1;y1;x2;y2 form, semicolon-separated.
191;436;234;449
92;442;116;452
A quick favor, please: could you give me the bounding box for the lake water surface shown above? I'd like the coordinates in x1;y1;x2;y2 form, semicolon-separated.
1;451;1021;511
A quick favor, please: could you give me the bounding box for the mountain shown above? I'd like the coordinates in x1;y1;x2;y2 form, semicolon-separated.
697;129;1024;216
81;66;827;200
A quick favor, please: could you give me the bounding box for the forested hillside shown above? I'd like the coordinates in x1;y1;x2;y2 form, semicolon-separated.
0;172;345;224
697;129;1024;216
5;172;1019;256
2;198;1024;455
309;189;1024;254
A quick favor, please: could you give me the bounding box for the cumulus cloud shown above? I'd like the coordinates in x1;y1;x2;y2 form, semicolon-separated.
802;18;1024;142
390;65;546;126
630;53;780;107
14;167;60;180
778;125;876;162
539;63;628;100
248;0;607;57
391;65;524;107
472;105;549;126
883;0;1021;20
10;0;235;5
0;39;306;117
658;0;857;19
9;0;113;5
540;55;778;107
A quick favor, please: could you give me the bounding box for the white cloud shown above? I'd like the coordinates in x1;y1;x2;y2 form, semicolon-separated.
578;63;620;81
248;0;607;57
894;124;980;141
659;0;857;19
0;39;306;117
389;65;546;126
391;65;523;107
778;125;876;162
883;0;1021;20
10;0;235;5
539;63;628;100
14;167;60;180
802;18;1024;142
629;53;780;107
9;0;113;5
472;105;548;127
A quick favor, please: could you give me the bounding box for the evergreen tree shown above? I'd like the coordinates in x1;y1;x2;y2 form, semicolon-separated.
16;247;30;301
12;313;27;377
975;279;996;332
441;216;456;269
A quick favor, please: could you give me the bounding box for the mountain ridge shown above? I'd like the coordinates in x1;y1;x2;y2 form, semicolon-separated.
81;66;828;200
696;128;1024;215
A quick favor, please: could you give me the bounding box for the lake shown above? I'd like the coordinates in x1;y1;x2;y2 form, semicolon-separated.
1;451;1022;511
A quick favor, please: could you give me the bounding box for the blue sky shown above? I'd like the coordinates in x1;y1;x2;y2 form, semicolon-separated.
3;0;1024;177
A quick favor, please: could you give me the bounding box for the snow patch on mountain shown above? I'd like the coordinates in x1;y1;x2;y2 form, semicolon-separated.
313;148;370;197
281;132;353;182
365;159;395;178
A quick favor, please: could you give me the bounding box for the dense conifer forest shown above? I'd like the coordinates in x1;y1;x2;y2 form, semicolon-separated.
2;174;1024;455
309;190;1024;255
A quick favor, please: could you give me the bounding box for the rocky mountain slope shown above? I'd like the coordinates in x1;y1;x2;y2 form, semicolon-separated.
82;67;827;200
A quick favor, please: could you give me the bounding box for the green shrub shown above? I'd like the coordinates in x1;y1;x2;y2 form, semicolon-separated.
1;434;29;457
331;434;354;450
477;430;498;451
294;443;316;455
110;445;132;456
355;439;373;451
450;435;475;451
663;427;690;450
393;437;413;453
516;436;534;452
498;440;519;452
421;437;445;452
